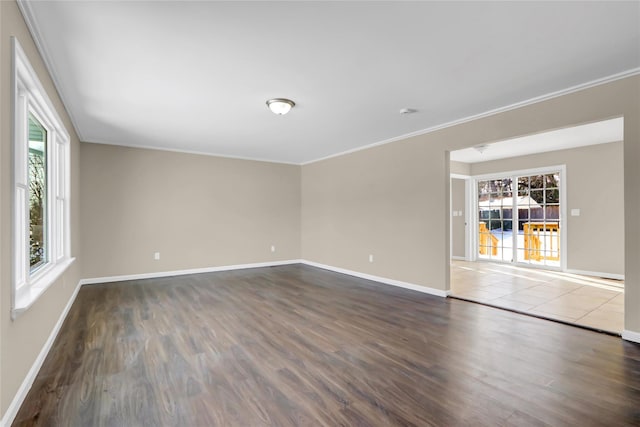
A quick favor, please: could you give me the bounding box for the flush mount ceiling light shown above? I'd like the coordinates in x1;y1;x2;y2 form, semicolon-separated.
474;144;490;154
266;98;295;115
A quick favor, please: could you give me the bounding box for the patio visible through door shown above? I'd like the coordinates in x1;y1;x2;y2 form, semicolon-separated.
477;169;562;268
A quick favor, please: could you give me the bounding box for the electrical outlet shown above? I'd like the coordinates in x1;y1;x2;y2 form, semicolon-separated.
154;252;160;260
271;245;276;252
369;254;374;263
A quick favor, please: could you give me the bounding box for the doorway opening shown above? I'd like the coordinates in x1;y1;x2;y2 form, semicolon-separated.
448;117;624;334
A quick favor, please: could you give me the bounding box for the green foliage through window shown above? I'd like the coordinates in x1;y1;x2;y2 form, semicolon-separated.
28;114;47;270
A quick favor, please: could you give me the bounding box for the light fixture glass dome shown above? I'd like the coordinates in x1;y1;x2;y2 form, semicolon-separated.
266;98;295;115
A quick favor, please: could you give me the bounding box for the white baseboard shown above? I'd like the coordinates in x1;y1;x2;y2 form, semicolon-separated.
81;258;449;298
1;280;82;427
301;260;449;298
451;256;466;261
622;330;640;344
79;259;302;286
564;269;624;281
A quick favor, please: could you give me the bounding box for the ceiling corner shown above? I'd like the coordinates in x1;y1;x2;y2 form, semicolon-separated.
16;0;88;142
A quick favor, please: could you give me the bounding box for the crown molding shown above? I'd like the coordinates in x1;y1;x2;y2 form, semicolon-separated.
16;0;87;142
302;68;640;165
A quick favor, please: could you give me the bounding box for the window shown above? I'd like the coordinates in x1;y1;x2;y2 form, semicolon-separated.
12;38;73;318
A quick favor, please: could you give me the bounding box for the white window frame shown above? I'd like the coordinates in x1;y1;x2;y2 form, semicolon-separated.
12;37;74;319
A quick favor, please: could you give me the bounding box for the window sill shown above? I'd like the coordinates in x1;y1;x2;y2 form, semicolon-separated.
12;257;76;320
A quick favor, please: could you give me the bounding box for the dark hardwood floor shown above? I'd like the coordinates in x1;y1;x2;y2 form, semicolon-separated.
13;264;640;426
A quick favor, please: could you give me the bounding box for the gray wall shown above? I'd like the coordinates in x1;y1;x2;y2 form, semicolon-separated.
80;143;301;279
469;142;624;276
302;140;443;287
450;161;471;176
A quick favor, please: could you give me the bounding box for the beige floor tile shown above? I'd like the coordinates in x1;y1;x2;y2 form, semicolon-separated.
537;294;610;311
562;274;624;287
485;279;531;287
527;304;588;320
513;270;553;279
569;286;621;300
516;269;568;280
450;260;625;333
608;293;625;305
486;297;535;312
497;276;542;285
576;311;623;333
528;311;578;323
454;289;511;301
468;280;505;289
539;279;583;291
475;282;533;292
450;280;476;289
516;285;572;299
592;301;624;314
498;292;553;306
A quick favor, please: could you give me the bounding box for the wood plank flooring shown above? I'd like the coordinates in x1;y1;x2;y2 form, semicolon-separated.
13;264;640;426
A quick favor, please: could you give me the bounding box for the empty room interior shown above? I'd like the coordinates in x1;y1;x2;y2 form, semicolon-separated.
1;1;639;426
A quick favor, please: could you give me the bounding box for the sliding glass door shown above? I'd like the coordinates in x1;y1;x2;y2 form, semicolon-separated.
477;169;562;268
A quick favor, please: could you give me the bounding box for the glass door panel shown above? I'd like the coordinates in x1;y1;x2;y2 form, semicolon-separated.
515;172;561;267
477;178;513;262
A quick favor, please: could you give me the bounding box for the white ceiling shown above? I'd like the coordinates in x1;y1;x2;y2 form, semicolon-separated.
450;117;624;164
20;1;640;165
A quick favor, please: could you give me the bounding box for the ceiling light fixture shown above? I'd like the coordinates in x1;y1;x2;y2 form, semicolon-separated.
266;98;295;115
474;144;490;154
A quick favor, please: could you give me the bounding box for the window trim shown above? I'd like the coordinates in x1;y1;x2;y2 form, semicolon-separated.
11;37;74;319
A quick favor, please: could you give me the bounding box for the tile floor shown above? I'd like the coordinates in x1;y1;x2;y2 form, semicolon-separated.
450;260;624;333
